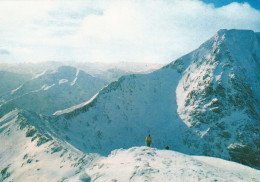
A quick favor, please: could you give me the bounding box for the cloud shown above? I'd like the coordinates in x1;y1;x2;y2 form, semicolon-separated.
0;0;259;63
80;1;144;41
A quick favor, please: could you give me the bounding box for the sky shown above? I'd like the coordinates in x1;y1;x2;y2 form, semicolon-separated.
0;0;260;64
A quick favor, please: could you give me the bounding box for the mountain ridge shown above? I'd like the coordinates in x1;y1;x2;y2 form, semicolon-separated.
0;29;259;182
53;29;260;168
0;66;107;117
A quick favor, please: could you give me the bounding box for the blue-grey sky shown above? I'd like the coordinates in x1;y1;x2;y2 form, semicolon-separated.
203;0;260;10
0;0;260;63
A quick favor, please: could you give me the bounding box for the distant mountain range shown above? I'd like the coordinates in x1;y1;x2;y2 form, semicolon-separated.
0;61;163;82
0;66;107;116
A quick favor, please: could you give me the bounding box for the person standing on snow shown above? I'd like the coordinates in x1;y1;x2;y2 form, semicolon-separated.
145;134;152;147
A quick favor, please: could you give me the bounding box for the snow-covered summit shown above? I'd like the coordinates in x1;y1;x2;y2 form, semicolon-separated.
216;29;260;61
55;29;260;169
82;146;260;182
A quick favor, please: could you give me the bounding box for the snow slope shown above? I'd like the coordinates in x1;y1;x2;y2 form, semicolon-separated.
53;29;260;168
175;29;260;167
82;147;259;182
1;109;258;182
0;110;99;182
0;66;107;116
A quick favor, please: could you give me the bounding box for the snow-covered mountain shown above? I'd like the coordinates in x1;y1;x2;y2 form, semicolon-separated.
0;66;107;116
0;110;100;181
52;29;260;169
0;62;163;82
0;29;259;181
1;110;259;181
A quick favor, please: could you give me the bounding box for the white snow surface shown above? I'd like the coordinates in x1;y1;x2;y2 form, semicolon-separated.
0;110;99;182
81;147;259;182
70;68;79;86
53;92;100;115
59;79;69;85
33;70;47;79
41;84;55;91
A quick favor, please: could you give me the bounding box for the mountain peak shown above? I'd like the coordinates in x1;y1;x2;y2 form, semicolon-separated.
215;29;257;43
214;29;260;61
216;29;255;36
